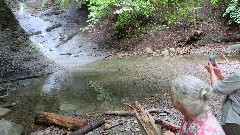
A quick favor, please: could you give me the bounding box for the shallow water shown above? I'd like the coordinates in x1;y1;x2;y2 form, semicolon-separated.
5;55;226;116
4;51;239;134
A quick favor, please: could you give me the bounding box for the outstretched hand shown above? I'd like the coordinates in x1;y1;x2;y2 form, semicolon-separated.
204;61;225;80
204;61;214;74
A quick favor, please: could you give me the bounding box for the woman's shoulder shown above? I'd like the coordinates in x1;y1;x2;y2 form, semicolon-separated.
226;69;240;79
201;112;225;134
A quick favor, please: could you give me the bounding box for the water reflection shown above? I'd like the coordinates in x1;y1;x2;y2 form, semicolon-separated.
41;70;67;94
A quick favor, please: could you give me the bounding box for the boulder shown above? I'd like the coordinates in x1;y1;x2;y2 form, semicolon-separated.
0;119;24;135
0;107;11;117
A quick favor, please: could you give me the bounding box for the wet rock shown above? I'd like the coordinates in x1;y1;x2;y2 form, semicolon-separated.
0;119;24;135
28;31;42;36
30;131;45;135
60;53;72;55
45;23;62;32
0;107;11;117
59;103;77;112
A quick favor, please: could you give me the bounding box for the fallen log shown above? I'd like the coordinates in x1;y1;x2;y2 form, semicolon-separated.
69;119;105;135
34;112;87;130
155;119;180;129
132;101;160;135
148;108;169;114
45;23;62;32
104;111;135;116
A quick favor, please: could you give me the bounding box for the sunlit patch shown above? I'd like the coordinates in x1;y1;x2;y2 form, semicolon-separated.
164;91;170;97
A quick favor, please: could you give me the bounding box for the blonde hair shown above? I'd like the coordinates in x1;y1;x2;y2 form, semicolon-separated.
171;75;212;116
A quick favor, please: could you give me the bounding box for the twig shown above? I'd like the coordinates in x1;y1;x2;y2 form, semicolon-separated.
104;111;135;116
104;122;124;130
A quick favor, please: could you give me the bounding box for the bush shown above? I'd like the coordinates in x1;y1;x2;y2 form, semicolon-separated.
223;0;240;25
85;0;219;37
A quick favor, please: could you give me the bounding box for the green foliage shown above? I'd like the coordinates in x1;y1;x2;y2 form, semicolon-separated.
41;0;84;6
42;0;49;6
29;43;39;50
39;0;219;37
89;81;111;101
210;0;219;4
87;1;111;28
85;0;219;36
58;0;70;6
223;0;240;25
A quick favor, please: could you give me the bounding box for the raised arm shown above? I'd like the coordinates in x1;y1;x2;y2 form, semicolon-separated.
204;61;219;84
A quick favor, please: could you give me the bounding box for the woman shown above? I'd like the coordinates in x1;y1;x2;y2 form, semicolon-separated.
165;75;225;135
204;61;240;135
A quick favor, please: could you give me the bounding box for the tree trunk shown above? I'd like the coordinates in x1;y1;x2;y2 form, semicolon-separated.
132;101;161;135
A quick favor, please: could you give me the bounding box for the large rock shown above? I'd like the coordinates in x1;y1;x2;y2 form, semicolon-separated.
0;107;11;117
0;119;24;135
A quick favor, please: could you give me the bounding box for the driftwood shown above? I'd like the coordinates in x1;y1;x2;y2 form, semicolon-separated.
148;108;169;114
69;119;105;135
104;111;135;116
0;102;15;108
45;23;62;32
132;101;160;135
56;31;79;47
104;121;124;130
155;119;180;129
104;109;168;116
34;112;87;130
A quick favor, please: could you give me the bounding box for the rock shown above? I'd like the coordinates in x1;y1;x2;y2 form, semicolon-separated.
145;47;153;56
0;107;11;116
230;44;240;50
30;130;45;135
0;119;24;135
160;48;169;56
59;103;77;111
169;47;176;56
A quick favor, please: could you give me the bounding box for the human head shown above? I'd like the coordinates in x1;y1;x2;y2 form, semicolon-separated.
170;75;212;116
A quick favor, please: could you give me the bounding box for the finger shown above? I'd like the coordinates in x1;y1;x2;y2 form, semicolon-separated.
208;61;212;67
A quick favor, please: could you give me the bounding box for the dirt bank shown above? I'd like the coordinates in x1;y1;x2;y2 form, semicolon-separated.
0;1;54;95
86;1;240;57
